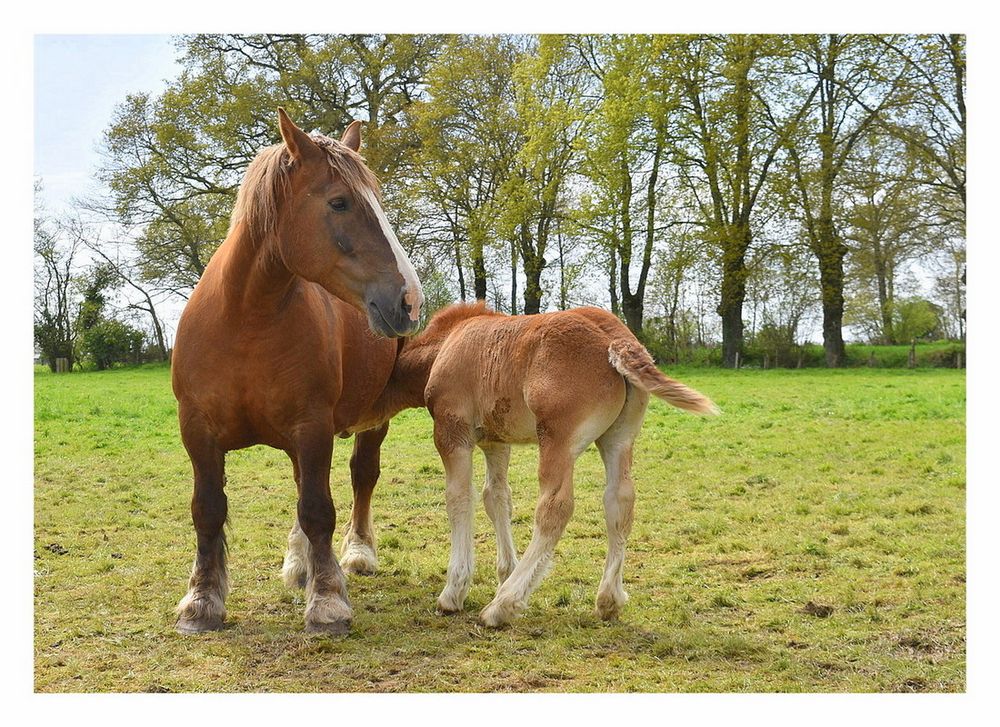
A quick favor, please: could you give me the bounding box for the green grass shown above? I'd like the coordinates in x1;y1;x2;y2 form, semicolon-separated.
34;363;966;692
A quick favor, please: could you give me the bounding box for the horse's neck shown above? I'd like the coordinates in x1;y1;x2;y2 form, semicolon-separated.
216;223;295;311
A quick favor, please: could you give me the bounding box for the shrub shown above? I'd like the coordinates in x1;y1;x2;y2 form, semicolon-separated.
79;319;146;370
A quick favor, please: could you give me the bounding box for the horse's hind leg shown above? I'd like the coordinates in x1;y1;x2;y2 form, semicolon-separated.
594;385;648;621
341;423;389;575
281;458;309;589
176;415;229;633
295;430;352;634
480;443;517;584
480;437;576;628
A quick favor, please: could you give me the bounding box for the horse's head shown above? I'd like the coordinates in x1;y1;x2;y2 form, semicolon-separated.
273;108;423;337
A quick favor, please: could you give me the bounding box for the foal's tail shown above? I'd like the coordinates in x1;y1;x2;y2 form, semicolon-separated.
607;339;721;416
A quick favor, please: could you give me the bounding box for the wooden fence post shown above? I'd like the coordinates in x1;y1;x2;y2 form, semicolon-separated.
55;358;69;373
908;340;916;369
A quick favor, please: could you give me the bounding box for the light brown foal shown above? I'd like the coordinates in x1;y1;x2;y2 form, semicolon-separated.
358;302;719;627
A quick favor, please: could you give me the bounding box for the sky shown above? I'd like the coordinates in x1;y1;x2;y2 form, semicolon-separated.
34;34;180;214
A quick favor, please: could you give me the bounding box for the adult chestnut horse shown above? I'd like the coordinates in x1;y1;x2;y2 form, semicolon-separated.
171;109;422;634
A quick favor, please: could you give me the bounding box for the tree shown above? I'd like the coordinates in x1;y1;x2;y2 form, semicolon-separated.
841;131;945;343
411;34;522;303
503;35;589;314
574;34;677;336
779;34;908;366
664;35;817;367
34;183;81;371
875;35;965;231
80;319;146;370
98;34;443;299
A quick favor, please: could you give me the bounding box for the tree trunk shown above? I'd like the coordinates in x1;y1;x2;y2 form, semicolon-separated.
472;252;487;301
557;222;567;311
718;226;750;368
621;294;643;337
453;238;467;301
817;226;847;367
608;247;619;317
510;238;518;315
523;260;543;314
520;224;545;315
872;244;894;344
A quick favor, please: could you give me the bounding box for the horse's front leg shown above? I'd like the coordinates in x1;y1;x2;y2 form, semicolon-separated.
341;423;389;575
176;412;229;633
294;428;352;634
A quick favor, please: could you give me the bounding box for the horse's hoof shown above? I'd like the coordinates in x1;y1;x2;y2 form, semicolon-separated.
340;540;378;576
305;618;352;635
176;616;224;634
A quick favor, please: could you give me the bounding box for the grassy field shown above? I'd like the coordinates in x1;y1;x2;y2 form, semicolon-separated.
34;363;965;692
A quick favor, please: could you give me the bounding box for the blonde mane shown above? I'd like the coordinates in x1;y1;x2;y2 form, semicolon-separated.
228;131;382;240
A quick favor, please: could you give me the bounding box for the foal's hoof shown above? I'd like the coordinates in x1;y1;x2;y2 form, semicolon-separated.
479;601;513;629
305;617;352;636
595;589;629;621
175;615;225;634
436;589;467;615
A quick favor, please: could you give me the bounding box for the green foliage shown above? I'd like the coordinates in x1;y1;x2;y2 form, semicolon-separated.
79;319;146;370
892;298;944;343
34;314;75;371
85;33;965;364
35;365;965;691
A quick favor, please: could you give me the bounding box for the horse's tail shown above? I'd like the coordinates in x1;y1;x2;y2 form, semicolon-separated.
607;338;721;416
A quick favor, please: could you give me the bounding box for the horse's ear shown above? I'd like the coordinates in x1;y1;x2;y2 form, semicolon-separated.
341;120;362;153
277;107;321;163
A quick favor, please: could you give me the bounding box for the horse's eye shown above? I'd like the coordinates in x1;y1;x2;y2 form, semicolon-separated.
328;198;348;212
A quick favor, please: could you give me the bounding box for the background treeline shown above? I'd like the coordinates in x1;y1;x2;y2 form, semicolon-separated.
34;34;965;371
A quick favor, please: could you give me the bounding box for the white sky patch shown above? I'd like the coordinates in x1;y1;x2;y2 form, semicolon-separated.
362;188;424;321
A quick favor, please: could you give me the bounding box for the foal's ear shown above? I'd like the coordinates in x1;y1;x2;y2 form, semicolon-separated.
341;120;362;153
277;107;322;164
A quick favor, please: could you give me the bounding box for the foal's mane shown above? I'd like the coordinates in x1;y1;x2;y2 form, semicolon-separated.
229;131;381;240
414;301;506;345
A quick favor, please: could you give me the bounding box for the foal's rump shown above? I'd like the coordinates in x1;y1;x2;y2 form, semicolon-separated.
607;338;720;416
569;307;720;417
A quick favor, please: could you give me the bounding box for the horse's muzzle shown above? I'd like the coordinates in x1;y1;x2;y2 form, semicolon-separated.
366;288;420;338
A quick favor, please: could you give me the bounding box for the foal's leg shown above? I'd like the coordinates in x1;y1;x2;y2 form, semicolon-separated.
295;431;352;634
341;423;389;575
480;443;518;584
435;416;477;613
594;386;648;621
176;416;229;633
480;437;576;628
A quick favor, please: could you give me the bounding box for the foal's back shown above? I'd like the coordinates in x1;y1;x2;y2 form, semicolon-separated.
425;307;633;447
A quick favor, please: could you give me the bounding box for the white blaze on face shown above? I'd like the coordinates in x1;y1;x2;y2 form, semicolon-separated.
362;188;424;322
